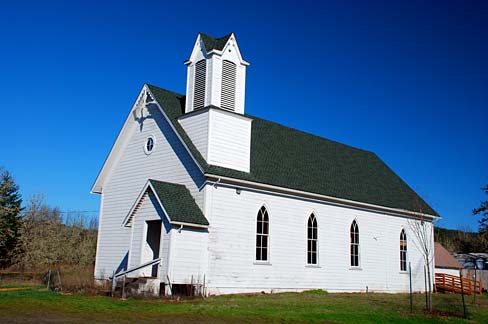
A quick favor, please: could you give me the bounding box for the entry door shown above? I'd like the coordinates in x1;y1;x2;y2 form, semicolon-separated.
141;220;162;277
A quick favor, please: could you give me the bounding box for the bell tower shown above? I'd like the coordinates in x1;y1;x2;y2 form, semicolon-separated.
184;33;250;114
179;33;252;173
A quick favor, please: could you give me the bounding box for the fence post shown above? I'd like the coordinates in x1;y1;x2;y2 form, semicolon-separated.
57;270;62;291
409;262;413;313
166;275;173;296
474;268;477;304
423;266;428;311
203;274;206;298
122;275;126;299
46;270;51;290
111;270;116;297
460;271;467;319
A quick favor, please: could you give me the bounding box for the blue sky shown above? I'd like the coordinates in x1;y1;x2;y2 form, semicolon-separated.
0;0;486;230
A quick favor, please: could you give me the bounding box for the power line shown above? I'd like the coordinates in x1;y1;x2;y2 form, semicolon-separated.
58;210;99;214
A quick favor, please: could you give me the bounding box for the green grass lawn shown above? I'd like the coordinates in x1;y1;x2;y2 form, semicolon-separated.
0;288;487;323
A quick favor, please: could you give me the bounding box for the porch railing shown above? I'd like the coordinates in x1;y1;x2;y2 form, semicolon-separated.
110;258;161;296
435;272;482;295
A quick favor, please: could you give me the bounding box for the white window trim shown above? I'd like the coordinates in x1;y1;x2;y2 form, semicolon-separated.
306;213;319;266
144;135;156;155
350;219;361;268
400;228;408;272
255;206;270;263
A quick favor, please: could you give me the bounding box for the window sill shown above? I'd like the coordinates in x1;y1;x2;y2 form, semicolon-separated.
349;267;362;271
399;271;409;274
254;261;272;266
305;265;321;268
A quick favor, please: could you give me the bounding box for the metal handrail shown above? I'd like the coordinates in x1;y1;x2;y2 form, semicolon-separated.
110;258;162;296
111;257;162;280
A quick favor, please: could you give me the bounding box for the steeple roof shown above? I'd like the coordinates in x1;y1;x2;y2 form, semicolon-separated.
199;32;233;51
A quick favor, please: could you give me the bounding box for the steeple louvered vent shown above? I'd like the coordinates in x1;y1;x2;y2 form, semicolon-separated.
193;59;206;109
185;33;249;114
221;60;236;111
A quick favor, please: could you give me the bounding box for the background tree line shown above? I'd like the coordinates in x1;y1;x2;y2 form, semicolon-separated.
0;167;97;270
435;227;488;253
435;183;488;253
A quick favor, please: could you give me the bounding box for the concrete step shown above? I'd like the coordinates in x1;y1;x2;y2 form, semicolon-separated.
114;277;161;297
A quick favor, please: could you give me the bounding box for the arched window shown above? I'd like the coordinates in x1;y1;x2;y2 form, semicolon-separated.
307;214;318;265
193;59;206;109
400;229;407;271
350;220;359;267
221;60;236;111
256;206;269;261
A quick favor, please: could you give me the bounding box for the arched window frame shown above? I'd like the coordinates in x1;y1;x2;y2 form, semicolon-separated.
400;229;407;272
350;220;360;267
255;206;269;262
307;213;318;265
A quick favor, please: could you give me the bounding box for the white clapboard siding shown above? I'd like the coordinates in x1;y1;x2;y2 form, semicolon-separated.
208;56;222;108
435;268;460;277
179;108;252;172
207;109;251;172
178;110;209;159
204;184;433;295
234;64;246;115
168;227;208;284
94;102;205;279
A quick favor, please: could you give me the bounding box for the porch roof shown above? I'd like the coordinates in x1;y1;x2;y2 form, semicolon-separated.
149;179;209;226
124;179;209;228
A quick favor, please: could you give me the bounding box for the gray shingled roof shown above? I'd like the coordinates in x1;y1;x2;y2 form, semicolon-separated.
149;179;209;226
147;84;438;217
200;33;232;51
434;243;463;269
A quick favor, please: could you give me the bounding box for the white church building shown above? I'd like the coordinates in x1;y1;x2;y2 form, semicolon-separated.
92;33;438;295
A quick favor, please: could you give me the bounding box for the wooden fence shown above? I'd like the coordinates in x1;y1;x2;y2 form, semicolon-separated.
435;273;482;295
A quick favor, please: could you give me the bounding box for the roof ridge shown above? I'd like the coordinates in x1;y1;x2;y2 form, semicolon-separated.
145;83;184;97
149;178;184;186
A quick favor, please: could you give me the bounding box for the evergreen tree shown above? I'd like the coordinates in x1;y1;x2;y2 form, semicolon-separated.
473;184;488;234
0;167;23;267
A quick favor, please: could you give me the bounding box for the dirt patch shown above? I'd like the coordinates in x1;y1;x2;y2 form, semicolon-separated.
0;287;31;292
1;309;256;324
